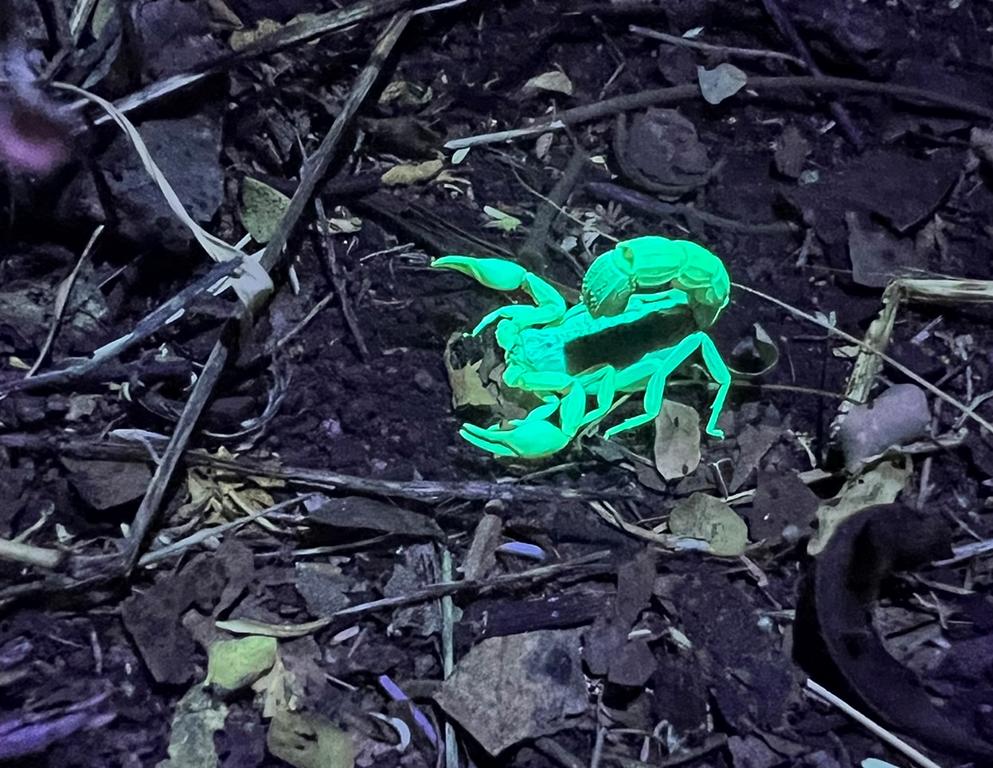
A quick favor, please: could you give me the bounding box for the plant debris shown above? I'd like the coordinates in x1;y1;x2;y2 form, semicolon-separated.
3;3;993;766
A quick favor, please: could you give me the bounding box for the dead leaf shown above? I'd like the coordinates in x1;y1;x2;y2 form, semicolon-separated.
728;423;781;493
522;70;573;96
61;458;151;510
483;205;522;233
623;109;712;188
774;125;811;179
380;159;443;186
156;687;228;768
205;635;277;693
731;323;779;378
378;80;432;108
444;333;499;408
535;132;555;160
846;211;923;288
267;709;353;768
306;496;444;540
216;617;332;638
240;177;291;244
229;14;320;50
435;629;586;754
653;400;701;481
808;458;910;555
668;493;748;556
971;127;993;169
697;63;747;105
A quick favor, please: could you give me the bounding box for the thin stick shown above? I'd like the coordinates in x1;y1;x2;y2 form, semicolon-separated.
73;0;416;123
734;282;993;437
440;549;459;768
629;25;806;68
0;538;64;570
315;200;370;360
261;12;412;272
805;679;943;768
25;225;104;378
222;550;611;636
0;257;241;396
272;288;337;351
136;493;317;567
759;0;863;148
587;181;796;235
121;332;232;574
517;145;588;272
0;433;643;503
448;75;993;150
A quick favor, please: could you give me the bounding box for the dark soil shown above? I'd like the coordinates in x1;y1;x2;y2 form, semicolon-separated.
1;1;993;767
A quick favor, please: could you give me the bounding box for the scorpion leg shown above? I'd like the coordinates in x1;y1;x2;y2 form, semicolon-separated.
603;332;729;439
697;334;731;439
432;256;567;336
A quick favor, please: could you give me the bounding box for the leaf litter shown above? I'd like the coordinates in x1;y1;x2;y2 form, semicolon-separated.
5;2;993;767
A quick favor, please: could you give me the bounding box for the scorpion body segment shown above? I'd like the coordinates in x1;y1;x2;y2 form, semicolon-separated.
581;235;730;328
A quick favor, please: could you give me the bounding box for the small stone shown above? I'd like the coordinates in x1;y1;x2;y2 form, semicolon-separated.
413;368;435;392
838;384;930;471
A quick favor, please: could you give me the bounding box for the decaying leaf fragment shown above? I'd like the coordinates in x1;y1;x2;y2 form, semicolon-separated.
668;493;748;556
653;400;701;481
435;629;586;754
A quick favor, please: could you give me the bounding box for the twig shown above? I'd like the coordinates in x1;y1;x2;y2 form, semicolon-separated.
0;538;64;570
261;12;412;273
315;200;371;360
440;549;459;768
805;679;943;768
120;330;233;575
0;434;644;504
220;550;612;636
72;0;420;124
734;282;993;437
629;25;806;68
272;288;337;351
759;0;863;148
0;256;242;396
136;493;317;567
517;145;588;272
68;0;98;39
586;182;796;235
447;75;993;150
25;225;104;378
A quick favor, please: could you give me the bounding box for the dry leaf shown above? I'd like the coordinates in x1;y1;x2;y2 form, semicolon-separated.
380;158;443;186
697;63;748;105
808;458;910;555
522;70;574;96
216;617;332;638
267;710;353;768
653;400;701;480
240;177;291;244
668;493;748;556
483;205;522;233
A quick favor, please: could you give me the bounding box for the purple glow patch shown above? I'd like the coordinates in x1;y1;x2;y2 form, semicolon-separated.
378;674;439;746
0;96;71;175
496;541;546;560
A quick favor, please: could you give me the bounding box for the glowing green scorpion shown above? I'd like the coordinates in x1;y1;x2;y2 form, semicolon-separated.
434;235;732;458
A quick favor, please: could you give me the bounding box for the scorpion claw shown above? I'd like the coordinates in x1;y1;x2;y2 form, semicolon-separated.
432;256;528;292
459;418;573;459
